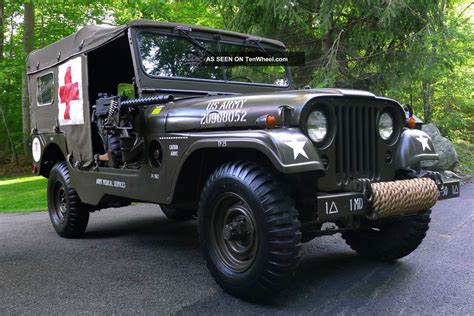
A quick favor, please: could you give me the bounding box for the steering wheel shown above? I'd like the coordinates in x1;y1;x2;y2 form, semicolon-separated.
228;76;254;83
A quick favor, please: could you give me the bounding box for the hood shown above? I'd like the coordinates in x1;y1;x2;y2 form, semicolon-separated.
165;88;378;132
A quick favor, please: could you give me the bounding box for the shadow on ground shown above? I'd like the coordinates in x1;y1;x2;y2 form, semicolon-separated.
83;211;413;314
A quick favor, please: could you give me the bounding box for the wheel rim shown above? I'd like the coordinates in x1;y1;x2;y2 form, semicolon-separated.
210;192;258;273
52;181;67;224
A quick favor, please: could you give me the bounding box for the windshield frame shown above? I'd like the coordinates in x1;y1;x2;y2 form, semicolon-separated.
132;28;292;89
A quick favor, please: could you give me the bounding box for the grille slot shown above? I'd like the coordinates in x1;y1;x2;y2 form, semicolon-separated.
335;105;379;185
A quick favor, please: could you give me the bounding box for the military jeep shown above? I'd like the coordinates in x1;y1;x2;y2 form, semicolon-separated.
28;20;460;300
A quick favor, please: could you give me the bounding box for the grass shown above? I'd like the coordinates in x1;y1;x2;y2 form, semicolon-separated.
454;140;474;175
0;175;48;213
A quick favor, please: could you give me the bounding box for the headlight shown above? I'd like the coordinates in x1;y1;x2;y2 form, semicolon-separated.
378;112;394;140
307;110;328;143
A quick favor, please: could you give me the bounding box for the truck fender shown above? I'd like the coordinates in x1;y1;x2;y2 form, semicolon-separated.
32;134;68;176
394;129;438;169
163;128;324;204
181;128;325;174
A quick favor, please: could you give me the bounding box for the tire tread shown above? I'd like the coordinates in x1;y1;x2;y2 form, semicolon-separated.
341;211;431;261
198;161;301;300
47;162;89;238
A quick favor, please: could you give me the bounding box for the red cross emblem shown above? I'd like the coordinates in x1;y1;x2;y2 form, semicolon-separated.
59;66;79;120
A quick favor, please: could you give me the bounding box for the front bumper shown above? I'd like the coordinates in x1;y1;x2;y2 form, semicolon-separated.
316;178;460;222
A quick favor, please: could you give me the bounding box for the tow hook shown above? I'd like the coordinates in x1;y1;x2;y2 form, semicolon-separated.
344;178;373;202
421;170;444;191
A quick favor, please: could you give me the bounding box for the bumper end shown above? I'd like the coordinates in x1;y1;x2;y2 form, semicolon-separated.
438;179;460;200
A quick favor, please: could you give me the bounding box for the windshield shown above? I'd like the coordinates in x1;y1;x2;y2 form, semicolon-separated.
137;32;290;87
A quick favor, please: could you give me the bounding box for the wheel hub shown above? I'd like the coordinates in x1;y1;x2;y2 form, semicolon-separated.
53;182;67;223
222;215;251;241
211;193;258;273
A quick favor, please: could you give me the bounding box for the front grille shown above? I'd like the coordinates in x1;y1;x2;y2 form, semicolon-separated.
334;105;379;185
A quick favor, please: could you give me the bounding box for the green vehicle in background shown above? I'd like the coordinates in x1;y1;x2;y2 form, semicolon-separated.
28;20;460;300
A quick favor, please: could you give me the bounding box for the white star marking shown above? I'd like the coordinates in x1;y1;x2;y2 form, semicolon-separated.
416;136;431;151
284;138;309;160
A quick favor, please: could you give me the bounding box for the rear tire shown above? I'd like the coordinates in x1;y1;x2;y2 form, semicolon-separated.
341;211;431;261
47;162;90;238
198;161;301;300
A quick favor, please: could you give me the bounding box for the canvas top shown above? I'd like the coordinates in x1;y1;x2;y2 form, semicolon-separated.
26;19;286;74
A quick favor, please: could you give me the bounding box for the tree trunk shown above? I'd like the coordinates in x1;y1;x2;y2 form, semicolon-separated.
0;104;19;164
321;10;334;58
422;0;446;125
22;1;35;160
0;0;4;59
0;0;18;164
9;15;13;58
422;81;432;123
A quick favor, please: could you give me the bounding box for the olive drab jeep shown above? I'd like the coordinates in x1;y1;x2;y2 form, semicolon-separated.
28;20;460;300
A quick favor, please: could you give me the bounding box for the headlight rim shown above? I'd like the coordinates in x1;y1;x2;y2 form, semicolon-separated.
378;110;395;142
301;104;336;149
307;109;329;144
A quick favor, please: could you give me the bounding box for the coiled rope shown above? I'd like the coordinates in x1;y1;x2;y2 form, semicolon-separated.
370;178;439;219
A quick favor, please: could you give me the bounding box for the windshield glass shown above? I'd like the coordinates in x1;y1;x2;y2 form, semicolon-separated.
137;32;289;86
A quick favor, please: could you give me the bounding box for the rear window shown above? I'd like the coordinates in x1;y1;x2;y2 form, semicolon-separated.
37;72;54;106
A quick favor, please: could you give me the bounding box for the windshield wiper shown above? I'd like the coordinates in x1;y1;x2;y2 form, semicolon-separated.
246;36;272;57
174;26;217;58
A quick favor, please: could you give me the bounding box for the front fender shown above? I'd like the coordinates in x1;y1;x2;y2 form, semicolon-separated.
181;128;324;174
163;128;323;203
394;129;438;169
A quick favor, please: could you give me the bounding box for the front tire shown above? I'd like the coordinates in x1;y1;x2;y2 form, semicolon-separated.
198;161;301;300
341;211;431;261
47;162;90;238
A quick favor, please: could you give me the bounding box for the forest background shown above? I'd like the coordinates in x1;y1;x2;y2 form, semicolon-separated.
0;0;472;171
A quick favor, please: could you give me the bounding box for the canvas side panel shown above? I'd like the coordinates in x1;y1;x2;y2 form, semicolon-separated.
29;69;59;133
58;55;93;165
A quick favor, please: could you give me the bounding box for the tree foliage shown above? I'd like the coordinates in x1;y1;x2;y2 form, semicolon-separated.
213;0;473;132
0;0;472;161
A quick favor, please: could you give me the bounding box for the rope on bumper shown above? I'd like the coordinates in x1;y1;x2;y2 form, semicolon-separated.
371;178;439;219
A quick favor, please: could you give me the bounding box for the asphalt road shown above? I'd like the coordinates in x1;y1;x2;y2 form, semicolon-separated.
1;182;473;315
